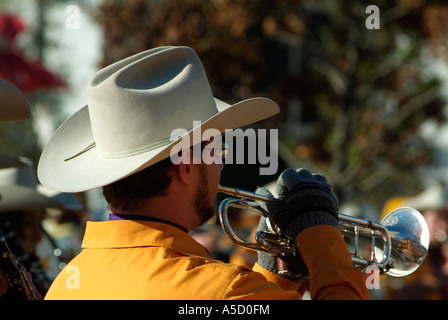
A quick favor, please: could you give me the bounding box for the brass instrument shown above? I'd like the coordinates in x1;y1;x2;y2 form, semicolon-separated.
0;228;39;300
218;185;430;277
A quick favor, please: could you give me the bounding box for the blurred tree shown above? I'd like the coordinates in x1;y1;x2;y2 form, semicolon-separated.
92;0;448;210
0;0;66;165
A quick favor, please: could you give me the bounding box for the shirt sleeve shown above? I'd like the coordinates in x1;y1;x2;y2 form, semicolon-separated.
221;264;302;300
297;225;371;300
222;225;370;300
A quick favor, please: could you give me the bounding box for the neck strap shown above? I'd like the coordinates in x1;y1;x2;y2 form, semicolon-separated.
108;213;188;233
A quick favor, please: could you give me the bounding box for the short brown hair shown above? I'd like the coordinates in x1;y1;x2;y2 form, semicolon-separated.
102;157;175;212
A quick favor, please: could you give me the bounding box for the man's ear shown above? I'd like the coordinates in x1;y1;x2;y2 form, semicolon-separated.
175;148;193;185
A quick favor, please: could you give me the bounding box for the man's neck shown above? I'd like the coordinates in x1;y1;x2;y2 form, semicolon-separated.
110;186;199;232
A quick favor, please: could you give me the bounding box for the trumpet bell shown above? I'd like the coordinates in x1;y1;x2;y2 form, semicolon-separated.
378;207;430;277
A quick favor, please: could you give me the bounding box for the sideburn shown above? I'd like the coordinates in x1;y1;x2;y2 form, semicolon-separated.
193;164;215;225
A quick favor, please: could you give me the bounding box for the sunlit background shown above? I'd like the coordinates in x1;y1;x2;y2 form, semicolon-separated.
2;0;448;300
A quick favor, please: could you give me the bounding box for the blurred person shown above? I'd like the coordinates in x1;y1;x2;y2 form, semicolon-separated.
38;46;370;300
383;185;448;299
0;271;7;297
0;78;30;122
0;78;32;299
0;157;82;298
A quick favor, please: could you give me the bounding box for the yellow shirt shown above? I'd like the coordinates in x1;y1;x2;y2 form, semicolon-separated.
45;220;369;300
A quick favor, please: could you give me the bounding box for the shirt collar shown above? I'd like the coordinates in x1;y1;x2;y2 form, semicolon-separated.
81;220;210;257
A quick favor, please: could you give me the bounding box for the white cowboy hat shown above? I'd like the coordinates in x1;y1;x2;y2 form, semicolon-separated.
0;152;30;169
37;46;280;192
0;78;30;121
0;157;82;212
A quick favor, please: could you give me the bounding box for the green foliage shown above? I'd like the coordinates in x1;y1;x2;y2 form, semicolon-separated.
91;0;448;208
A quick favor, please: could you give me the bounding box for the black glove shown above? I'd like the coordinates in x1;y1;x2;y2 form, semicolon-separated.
256;214;278;274
255;187;309;282
256;168;339;241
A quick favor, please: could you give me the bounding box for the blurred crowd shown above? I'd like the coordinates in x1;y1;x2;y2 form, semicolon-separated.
0;75;447;300
1;143;448;300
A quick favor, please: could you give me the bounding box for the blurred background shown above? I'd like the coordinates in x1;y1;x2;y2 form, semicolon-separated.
1;0;448;299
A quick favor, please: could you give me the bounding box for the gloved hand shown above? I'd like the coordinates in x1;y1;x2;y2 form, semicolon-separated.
255;186;309;282
256;213;310;281
255;214;278;274
255;168;339;241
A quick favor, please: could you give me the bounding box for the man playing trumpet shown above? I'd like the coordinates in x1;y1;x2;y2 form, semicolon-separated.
38;46;370;300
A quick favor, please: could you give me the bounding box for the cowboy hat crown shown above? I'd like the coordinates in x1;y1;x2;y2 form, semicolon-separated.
88;46;217;157
38;46;279;192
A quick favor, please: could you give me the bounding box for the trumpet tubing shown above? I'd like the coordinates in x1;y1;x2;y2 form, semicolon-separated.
217;185;430;277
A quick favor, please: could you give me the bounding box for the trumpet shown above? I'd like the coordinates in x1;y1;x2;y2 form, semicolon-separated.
0;228;39;300
217;185;430;277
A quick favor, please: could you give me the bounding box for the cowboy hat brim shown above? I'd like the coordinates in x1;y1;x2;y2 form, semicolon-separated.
0;153;31;169
37;184;83;211
0;155;83;212
0;78;30;121
38;97;279;193
0;185;68;212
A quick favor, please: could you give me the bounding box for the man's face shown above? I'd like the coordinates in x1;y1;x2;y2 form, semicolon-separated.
193;166;215;226
13;210;44;256
191;137;225;226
